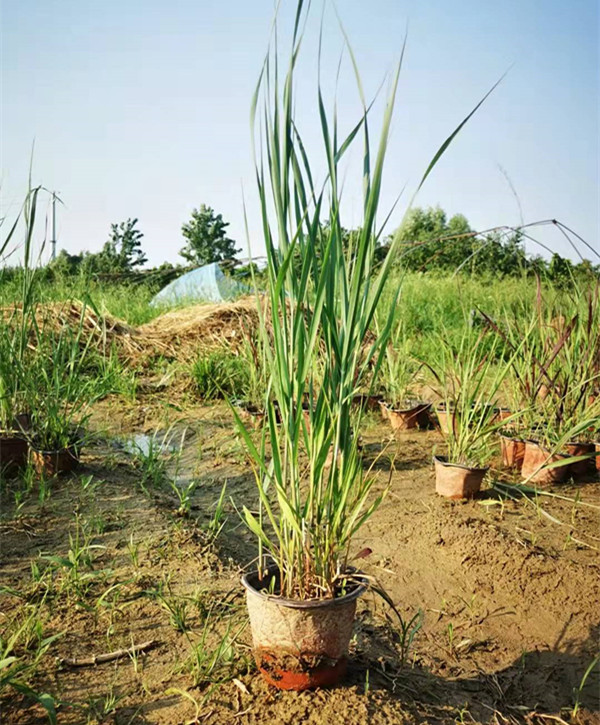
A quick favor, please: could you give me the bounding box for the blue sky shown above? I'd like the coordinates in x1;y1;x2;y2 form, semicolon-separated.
2;0;598;265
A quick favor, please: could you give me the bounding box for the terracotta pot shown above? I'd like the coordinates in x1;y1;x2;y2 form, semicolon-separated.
500;433;526;470
12;413;32;433
521;440;567;485
242;566;366;691
433;455;488;499
234;403;265;428
494;408;512;423
595;443;600;472
565;442;596;478
352;394;381;412
31;443;80;477
537;384;550;402
0;434;29;475
382;401;431;431
435;405;457;436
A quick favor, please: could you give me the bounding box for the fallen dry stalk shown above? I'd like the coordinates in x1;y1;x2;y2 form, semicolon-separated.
57;639;157;667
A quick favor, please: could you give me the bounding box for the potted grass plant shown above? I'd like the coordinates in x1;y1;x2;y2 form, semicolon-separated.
0;188;43;476
428;328;517;498
378;328;430;431
23;313;98;476
0;327;28;476
234;1;497;691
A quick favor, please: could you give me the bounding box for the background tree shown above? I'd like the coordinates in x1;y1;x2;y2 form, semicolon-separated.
100;218;147;272
180;205;239;266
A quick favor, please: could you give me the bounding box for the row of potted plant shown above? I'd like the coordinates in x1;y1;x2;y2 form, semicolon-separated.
0;191;96;480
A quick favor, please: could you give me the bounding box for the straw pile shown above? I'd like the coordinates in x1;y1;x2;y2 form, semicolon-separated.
1;297;262;364
2;295;375;367
135;296;260;361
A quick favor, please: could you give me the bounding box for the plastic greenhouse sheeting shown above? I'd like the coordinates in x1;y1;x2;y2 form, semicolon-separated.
150;262;248;306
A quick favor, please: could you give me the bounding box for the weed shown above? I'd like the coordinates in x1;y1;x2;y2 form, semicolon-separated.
207;482;227;542
148;579;191;633
572;654;600;718
183;612;248;687
39;516;107;603
0;600;62;724
126;533;141;569
168;478;197;517
85;686;123;724
192;351;250;402
129;429;174;491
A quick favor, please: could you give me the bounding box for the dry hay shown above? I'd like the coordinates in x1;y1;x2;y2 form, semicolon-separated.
2;295;376;370
1;297;262;364
136;295;260;361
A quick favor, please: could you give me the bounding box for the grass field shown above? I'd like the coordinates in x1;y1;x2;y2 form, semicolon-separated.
1;268;599;724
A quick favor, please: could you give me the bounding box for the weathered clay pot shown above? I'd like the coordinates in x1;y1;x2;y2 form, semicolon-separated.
433;455;488;499
435;404;457;436
493;408;512;423
521;440;567;485
499;433;526;470
0;434;29;475
381;401;431;431
234;402;265;428
242;566;366;691
31;444;80;477
565;442;596;478
595;443;600;472
352;394;381;412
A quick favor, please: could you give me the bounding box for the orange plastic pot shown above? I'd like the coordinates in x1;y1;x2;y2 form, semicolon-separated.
565;442;596;478
521;440;567;485
234;403;265;428
493;408;512;423
499;433;526;470
381;401;431;431
435;405;457;436
242;566;366;691
0;434;28;475
352;394;381;412
31;444;80;477
433;455;488;499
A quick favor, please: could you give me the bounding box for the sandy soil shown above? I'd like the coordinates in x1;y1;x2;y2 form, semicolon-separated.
1;401;599;724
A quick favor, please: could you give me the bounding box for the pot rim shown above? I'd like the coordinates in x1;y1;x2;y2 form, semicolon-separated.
241;564;367;609
432;454;489;474
0;430;28;440
499;431;526;443
382;400;431;413
30;442;81;456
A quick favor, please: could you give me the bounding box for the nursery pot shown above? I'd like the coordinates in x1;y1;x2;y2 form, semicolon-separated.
382;400;431;431
595;443;600;472
241;566;366;691
234;401;265;428
499;432;526;471
433;455;488;499
0;433;29;475
31;442;81;477
352;394;381;412
520;440;567;486
565;442;596;478
493;407;512;423
435;404;457;436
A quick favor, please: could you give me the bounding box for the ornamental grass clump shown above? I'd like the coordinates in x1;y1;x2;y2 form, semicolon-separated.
236;1;499;601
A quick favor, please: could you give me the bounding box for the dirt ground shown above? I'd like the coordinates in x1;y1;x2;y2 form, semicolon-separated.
1;399;599;725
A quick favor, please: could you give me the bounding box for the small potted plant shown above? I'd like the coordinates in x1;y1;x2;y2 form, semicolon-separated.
378;337;430;431
23;320;96;476
428;328;516;498
0;337;28;475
